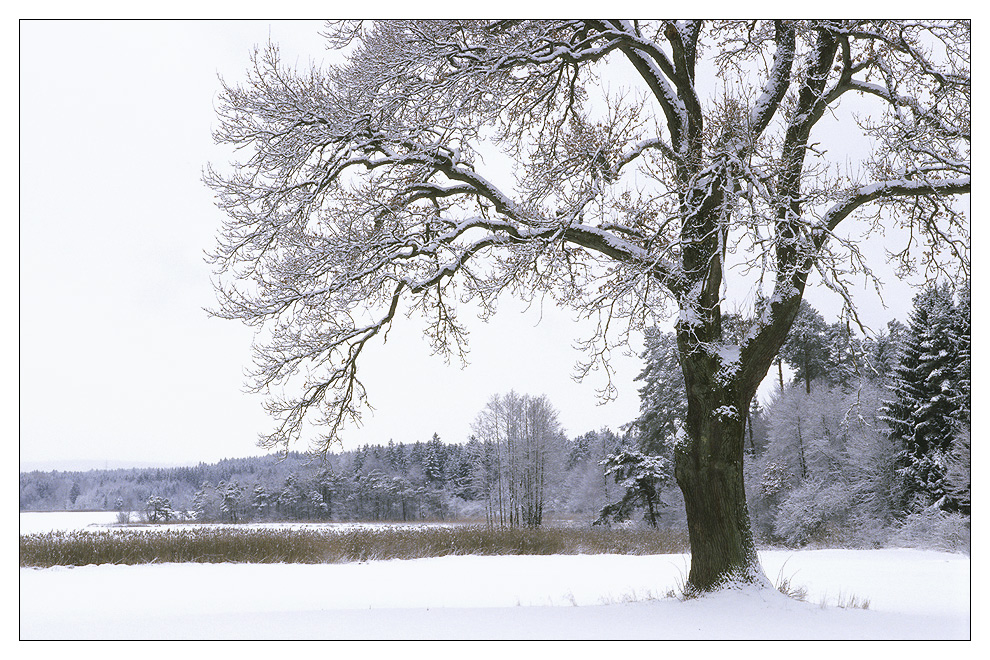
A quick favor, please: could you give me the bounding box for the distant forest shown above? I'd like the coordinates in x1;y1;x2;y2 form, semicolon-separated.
19;430;625;525
21;285;970;550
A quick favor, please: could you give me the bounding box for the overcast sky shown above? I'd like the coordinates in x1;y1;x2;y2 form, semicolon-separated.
18;20;939;471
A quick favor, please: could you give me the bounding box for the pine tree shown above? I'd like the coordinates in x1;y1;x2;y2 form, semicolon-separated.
824;321;865;387
863;320;907;384
278;474;303;519
218;480;244;523
947;283;971;515
145;495;175;523
252;483;270;520
596;448;669;527
951;283;971;426
192;481;216;521
385;439;407;472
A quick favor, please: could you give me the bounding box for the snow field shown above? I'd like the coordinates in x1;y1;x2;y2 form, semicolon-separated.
20;549;969;640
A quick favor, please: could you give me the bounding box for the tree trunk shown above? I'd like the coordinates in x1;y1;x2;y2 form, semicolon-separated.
645;492;658;528
675;360;768;593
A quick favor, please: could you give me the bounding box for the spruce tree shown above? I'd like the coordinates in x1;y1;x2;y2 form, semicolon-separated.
632;328;687;455
599;329;684;525
779;301;832;394
951;284;971;426
423;433;447;488
881;283;967;512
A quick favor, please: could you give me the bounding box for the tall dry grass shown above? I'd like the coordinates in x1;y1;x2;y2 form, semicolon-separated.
20;524;690;568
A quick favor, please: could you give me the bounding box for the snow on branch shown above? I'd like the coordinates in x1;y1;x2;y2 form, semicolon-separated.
206;20;970;452
819;177;971;235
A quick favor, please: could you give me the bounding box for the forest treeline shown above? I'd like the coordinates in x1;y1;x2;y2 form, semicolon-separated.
20;283;970;550
20;429;625;527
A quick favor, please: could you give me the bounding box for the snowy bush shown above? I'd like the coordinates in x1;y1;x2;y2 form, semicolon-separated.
760;462;791;499
890;509;970;554
773;480;852;547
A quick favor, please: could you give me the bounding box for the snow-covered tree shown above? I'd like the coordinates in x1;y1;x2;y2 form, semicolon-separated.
945;427;970;515
597;448;669;527
192;481;217;521
218;480;245;523
557;429;621;518
277;473;305;519
145;495;175;524
882;283;968;513
385;439;407;472
631;329;687;455
779;301;831;394
951;284;971;426
422;433;447;488
472;392;563;527
598;329;683;525
861;320;907;384
68;481;81;507
755;378;901;546
252;483;271;519
208;20;970;592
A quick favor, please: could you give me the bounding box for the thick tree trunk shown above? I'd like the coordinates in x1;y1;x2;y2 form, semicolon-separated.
675;358;768;593
675;409;765;592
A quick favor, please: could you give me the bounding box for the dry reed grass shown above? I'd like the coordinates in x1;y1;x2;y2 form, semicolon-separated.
20;524;691;568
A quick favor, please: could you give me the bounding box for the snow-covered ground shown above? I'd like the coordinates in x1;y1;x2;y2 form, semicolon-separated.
19;513;970;640
19;510;123;534
18;511;451;535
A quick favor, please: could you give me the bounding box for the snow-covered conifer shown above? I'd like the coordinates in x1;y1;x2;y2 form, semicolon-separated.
882;283;968;512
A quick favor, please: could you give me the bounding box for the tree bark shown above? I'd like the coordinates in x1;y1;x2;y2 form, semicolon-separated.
675;380;766;593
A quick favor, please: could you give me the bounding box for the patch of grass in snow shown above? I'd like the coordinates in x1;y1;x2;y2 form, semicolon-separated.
818;592;871;610
775;575;809;602
19;524;690;568
772;561;869;610
597;588;667;605
773;557;809;601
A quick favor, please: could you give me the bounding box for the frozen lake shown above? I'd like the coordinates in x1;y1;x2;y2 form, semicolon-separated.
18;510;452;535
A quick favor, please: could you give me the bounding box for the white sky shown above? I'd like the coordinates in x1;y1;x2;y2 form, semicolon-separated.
17;19;965;471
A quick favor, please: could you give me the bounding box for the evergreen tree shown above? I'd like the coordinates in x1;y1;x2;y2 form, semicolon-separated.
779;301;831;394
278;474;304;519
252;483;271;520
596;448;669;527
881;283;968;512
863;320;907;384
192;481;216;521
951;283;971;426
423;433;447;488
145;495;175;523
385;439;407;472
631;328;687;455
947;282;971;515
598;329;684;525
218;480;245;523
945;427;971;515
824;321;865;387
